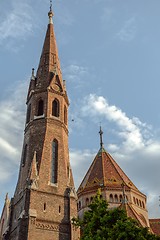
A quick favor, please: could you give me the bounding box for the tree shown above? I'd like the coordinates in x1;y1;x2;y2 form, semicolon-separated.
73;191;160;240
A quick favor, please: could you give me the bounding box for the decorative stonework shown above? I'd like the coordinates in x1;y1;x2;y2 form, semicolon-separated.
36;222;59;231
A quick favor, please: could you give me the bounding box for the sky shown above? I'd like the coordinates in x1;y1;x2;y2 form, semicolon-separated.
0;0;160;219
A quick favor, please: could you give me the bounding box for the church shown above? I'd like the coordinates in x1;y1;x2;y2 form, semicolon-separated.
0;3;160;240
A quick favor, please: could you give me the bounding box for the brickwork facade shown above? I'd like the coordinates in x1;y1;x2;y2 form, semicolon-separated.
1;8;79;240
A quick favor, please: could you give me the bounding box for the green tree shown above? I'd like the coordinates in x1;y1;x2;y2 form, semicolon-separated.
73;191;160;240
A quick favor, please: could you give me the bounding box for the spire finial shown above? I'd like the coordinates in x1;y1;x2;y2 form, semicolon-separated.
50;0;52;11
48;0;54;24
31;68;35;80
99;125;104;148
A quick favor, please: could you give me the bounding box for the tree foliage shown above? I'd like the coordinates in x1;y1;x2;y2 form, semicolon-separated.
73;191;160;240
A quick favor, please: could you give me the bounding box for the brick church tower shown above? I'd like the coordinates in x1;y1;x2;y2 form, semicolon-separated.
2;5;79;240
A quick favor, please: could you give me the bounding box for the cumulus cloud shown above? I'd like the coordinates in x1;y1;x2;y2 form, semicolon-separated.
81;94;151;151
0;0;34;48
117;17;137;42
78;94;160;218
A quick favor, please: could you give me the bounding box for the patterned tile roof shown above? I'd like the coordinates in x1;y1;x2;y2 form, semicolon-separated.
77;147;139;194
149;219;160;236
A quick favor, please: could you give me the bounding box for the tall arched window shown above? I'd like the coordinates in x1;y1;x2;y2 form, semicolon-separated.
64;105;67;124
86;198;89;206
115;194;118;203
119;195;123;203
52;99;59;117
37;99;44;116
109;194;113;202
51;139;58;183
26;104;31;123
22;144;27;166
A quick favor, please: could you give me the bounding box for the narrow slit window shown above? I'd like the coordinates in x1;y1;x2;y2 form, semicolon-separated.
26;104;31;123
52;99;59;117
22;144;27;166
51;139;58;183
64;105;67;124
37;99;44;116
44;203;46;211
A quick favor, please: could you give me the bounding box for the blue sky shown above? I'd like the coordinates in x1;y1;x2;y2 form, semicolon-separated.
1;0;160;219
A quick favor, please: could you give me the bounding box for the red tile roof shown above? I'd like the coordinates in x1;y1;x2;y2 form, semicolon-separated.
149;219;160;236
78;147;139;194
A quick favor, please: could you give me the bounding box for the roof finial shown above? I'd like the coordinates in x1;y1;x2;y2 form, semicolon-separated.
99;125;104;148
31;68;35;80
50;0;52;11
48;0;54;24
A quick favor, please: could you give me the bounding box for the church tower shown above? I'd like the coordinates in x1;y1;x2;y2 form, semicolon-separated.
5;4;79;240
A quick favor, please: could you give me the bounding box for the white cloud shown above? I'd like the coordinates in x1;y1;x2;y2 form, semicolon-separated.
0;80;27;182
63;64;88;89
117;17;137;42
70;149;96;189
78;93;160;218
81;94;149;151
0;0;34;47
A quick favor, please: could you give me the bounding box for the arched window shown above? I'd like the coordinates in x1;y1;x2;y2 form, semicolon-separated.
26;104;31;123
22;144;27;166
119;195;123;203
136;198;139;206
109;194;113;202
133;197;136;204
37;99;44;116
64;105;67;124
52;99;59;117
139;200;142;207
51;139;58;183
90;197;93;203
86;198;89;206
115;194;118;203
142;201;145;209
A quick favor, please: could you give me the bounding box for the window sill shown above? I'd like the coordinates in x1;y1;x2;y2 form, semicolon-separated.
34;114;45;120
48;181;58;187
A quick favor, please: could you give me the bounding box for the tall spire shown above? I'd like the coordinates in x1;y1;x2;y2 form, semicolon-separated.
35;1;63;90
99;126;104;148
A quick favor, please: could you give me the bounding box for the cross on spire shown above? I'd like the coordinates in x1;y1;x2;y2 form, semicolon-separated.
48;0;53;24
50;0;52;11
99;126;104;148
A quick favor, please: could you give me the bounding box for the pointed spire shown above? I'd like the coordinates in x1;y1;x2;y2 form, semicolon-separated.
36;2;63;90
5;193;9;202
48;0;54;24
99;126;104;148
